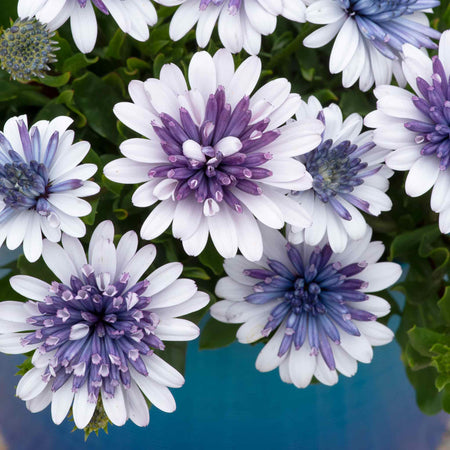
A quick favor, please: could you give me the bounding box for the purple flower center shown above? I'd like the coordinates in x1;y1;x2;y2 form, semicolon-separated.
340;0;440;59
150;86;279;215
0;121;82;224
22;266;163;403
405;55;450;171
199;0;242;15
244;243;375;370
296;111;378;220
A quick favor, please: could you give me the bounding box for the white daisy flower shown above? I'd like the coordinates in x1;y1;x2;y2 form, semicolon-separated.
0;220;209;428
211;226;401;387
0;115;99;262
18;0;158;53
288;96;393;253
303;0;441;91
365;31;450;234
154;0;306;55
104;49;324;261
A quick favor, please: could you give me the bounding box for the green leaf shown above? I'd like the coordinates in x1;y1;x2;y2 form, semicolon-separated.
408;326;450;357
38;72;71;87
314;89;339;104
113;208;128;220
16;357;33;376
72;72;122;143
443;385;450;413
406;366;442;415
199;317;240;350
436;373;450;392
82;198;99;226
198;241;224;276
438;287;450;324
104;28;127;60
389;224;440;260
182;267;211;280
62;53;99;75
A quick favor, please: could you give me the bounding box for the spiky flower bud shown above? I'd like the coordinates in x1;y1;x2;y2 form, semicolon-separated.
0;18;58;81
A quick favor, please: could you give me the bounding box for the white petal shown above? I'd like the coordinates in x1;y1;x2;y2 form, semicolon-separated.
215;277;251;301
339;331;373;364
153;291;209;318
72;383;96;429
140;200;176;240
16;367;47;401
125;382;150;427
355;320;394;346
42;240;77;285
431;173;450;213
70;1;97;53
49;193;91;217
156;317;200;341
27;384;52;412
255;326;287;371
358;262;402;292
236;313;269;344
22;214;43;262
233;207;263;262
226;55;261;108
182;218;209;256
188;51;217;101
102;385;127;426
145;262;183;296
150;278;197;309
330;342;357;377
10;276;49;302
51;380;75;425
130;367;176;412
0;333;38;354
329;18;359;74
207;206;239;258
385;146;421;171
314;354;338;386
143;353;185;388
405;156;440;197
349;294;391;318
288;340;317;388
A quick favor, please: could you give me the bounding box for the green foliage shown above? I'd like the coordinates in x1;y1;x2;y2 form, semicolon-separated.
199;318;240;350
390;226;450;414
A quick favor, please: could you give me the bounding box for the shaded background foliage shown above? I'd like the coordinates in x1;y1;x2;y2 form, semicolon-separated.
0;0;449;419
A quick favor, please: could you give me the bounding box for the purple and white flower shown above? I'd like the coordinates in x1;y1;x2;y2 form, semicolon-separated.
0;115;99;262
154;0;306;55
365;31;450;234
211;226;401;387
303;0;441;91
18;0;157;53
104;49;324;261
288;96;393;253
0;220;209;428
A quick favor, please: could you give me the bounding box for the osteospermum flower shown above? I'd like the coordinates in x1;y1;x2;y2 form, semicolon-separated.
303;0;441;91
104;49;324;261
18;0;157;53
365;31;450;234
288;96;393;253
0;18;58;81
154;0;306;54
0;221;209;428
211;226;401;387
0;115;98;262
